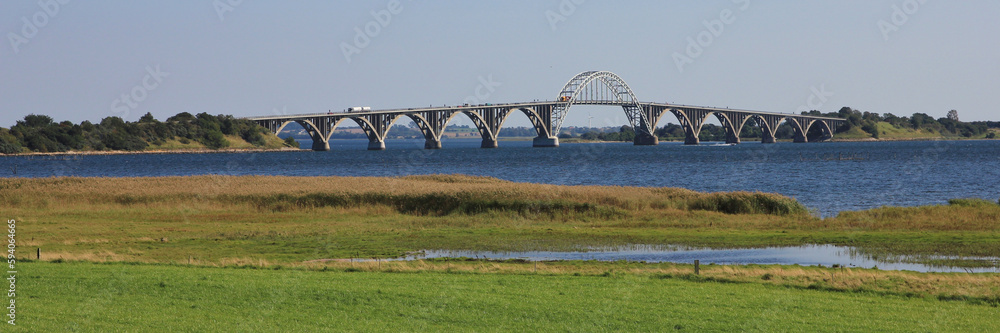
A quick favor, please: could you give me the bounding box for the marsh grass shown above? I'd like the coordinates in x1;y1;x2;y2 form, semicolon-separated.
831;200;1000;231
0;174;809;217
5;175;999;265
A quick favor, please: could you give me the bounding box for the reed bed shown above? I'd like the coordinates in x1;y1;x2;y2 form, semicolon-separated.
0;174;809;217
5;175;999;265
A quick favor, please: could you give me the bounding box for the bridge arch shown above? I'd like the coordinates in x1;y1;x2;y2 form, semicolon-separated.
498;107;549;138
460;106;549;148
788;118;812;143
813;120;835;141
405;111;462;149
321;118;350;142
551;71;651;139
712;112;742;144
794;118;835;142
272;119;330;151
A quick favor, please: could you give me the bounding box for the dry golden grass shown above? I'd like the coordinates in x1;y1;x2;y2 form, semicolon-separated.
830;204;1000;231
5;175;997;231
0;174;809;218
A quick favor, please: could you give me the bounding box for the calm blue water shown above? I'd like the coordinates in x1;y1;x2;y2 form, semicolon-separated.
400;245;1000;273
2;139;998;216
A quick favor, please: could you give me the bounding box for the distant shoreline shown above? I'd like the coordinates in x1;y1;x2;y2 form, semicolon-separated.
1;147;304;157
556;136;996;144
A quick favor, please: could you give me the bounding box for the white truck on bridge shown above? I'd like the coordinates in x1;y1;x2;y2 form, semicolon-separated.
346;106;372;113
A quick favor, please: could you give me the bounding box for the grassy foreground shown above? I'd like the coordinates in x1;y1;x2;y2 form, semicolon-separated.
4;175;999;330
4;175;998;262
12;261;998;332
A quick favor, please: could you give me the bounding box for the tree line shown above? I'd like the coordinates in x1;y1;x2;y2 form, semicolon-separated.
802;107;994;139
0;112;275;154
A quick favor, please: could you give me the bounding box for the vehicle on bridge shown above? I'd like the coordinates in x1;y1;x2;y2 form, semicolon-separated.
346;106;372;113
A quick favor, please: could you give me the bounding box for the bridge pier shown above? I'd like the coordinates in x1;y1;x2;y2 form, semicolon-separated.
685;136;700;145
312;140;330;151
633;134;658;146
424;138;442;149
481;137;498;148
793;132;808;143
532;136;559;147
368;140;386;150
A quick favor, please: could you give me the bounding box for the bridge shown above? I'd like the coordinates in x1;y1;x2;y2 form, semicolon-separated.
247;71;846;151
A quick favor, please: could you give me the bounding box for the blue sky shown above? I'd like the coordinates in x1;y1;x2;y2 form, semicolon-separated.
2;0;997;129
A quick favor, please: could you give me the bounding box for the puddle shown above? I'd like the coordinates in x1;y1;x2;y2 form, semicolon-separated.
394;245;1000;273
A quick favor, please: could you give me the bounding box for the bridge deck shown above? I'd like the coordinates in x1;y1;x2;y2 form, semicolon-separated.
246;101;843;122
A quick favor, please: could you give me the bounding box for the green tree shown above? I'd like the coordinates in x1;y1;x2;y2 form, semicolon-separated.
200;130;229;149
861;122;880;139
0;128;23;154
947;110;959;122
19;114;54;128
139;112;157;123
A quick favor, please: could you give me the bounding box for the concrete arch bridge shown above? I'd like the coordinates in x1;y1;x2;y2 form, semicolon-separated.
248;71;845;151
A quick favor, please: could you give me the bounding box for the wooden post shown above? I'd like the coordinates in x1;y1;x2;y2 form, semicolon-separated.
37;248;40;260
694;260;700;275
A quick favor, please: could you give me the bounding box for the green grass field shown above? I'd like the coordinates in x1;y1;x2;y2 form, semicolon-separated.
11;261;998;332
4;175;999;330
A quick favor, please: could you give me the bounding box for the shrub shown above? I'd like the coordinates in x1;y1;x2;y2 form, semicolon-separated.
947;198;997;207
199;130;229;149
688;192;808;216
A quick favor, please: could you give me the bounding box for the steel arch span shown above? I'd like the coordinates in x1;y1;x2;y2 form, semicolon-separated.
550;71;651;137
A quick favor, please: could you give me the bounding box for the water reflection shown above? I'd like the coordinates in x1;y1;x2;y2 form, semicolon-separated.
398;244;999;273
